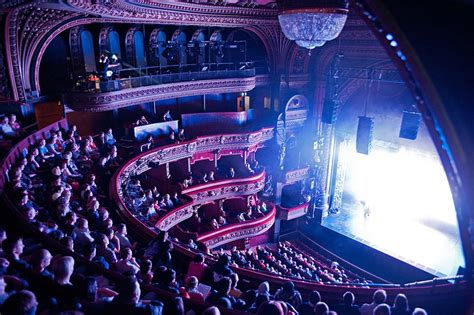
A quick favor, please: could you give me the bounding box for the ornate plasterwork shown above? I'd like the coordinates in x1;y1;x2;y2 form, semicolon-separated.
113;127;273;232
98;25;115;56
279;203;309;221
5;0;277;101
186;175;265;204
69;26;84;74
284;167;310;184
5;5;81;100
197;207;276;249
64;77;257;112
65;0;278;26
155;202;195;231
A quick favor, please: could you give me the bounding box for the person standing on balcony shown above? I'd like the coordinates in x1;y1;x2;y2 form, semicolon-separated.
163;110;173;122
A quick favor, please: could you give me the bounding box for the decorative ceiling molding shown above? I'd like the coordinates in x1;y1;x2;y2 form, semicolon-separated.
65;0;279;26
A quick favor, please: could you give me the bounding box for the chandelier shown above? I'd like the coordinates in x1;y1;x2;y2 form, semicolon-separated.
278;3;348;53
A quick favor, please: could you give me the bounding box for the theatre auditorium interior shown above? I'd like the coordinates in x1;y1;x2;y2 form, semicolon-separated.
1;0;474;314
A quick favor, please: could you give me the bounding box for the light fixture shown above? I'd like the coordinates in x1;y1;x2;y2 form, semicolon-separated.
278;1;349;54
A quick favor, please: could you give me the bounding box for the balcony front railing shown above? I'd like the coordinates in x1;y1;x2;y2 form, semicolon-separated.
74;62;259;93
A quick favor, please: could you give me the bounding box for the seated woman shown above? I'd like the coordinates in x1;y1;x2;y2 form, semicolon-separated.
236;212;246;223
209;218;220;230
217;215;227;226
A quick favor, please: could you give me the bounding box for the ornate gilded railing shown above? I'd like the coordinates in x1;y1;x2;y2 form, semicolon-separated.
111;127;274;239
279;203;309;221
197;206;276;249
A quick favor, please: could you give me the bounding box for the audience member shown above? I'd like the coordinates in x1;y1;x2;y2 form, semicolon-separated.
360;289;387;315
314;301;330;315
336;291;361;315
374;303;391;315
1;290;38;315
299;290;321;315
274;281;302;309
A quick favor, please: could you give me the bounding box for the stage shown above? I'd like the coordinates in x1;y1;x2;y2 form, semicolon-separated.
322;143;465;278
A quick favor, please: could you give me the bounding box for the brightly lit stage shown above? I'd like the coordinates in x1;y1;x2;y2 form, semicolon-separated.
322;139;465;278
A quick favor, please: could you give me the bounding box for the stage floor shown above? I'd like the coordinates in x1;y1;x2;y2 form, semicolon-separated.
322;196;465;278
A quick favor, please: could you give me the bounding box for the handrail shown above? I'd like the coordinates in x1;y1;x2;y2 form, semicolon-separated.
155;171;266;231
278;202;309;220
297;232;391;284
114;126;273;192
75;67;256;93
196;206;276;249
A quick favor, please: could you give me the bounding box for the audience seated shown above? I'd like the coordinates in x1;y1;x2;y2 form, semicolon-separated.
0;122;441;315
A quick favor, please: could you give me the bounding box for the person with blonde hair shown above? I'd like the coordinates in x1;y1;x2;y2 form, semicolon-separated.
52;256;80;311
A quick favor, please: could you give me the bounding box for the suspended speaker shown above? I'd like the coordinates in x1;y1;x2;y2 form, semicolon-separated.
356;116;374;155
399;111;422;140
322;99;339;124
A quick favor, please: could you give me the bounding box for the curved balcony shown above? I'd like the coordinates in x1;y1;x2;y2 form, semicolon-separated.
182;171;265;204
197;206;276;250
153;172;266;232
64;65;256;112
279;203;309;221
111;127;273;235
114;127;273;184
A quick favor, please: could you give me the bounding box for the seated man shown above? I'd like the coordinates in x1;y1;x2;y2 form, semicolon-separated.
104;128;116;146
8;114;21;133
102;276;163;315
0;116;16;139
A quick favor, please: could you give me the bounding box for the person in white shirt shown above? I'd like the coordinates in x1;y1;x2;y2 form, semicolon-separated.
116;248;140;275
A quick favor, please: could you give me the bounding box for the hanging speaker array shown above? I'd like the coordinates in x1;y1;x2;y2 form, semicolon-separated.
399;111;422;140
322;99;339;124
356;116;374;155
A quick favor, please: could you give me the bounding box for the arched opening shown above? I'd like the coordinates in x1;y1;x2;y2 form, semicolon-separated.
150;28;167;67
227;29;267;70
172;29;187;66
80;30;96;73
134;31;146;68
39;34;71;95
189;29;206;66
108;30;121;59
209;30;224;64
